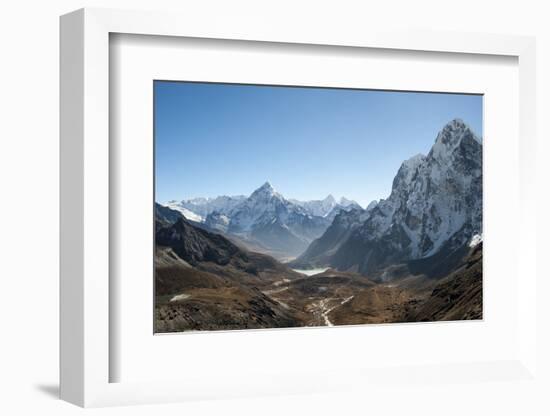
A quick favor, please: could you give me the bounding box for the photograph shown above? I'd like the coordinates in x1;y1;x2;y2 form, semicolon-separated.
154;81;483;333
1;0;543;412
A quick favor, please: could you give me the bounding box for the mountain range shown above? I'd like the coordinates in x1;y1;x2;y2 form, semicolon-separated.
161;118;482;278
167;195;246;222
168;192;359;222
165;182;362;259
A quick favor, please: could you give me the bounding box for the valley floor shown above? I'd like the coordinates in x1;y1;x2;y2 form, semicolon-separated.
154;244;482;332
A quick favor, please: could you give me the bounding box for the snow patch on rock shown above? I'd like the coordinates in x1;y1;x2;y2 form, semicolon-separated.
469;234;483;248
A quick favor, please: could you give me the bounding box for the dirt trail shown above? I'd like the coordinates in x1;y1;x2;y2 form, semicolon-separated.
318;295;355;326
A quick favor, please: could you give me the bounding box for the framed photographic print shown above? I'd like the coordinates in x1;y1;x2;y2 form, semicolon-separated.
60;8;538;408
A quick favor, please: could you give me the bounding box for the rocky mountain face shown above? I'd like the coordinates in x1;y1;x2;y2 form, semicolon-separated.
155;210;294;279
404;241;483;322
290;207;372;268
296;119;482;278
155;202;186;230
157;217;249;268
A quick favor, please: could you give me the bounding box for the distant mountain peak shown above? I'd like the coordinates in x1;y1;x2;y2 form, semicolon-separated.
445;117;467;129
251;181;278;199
430;118;481;158
260;181;274;190
324;194;336;203
437;118;473;139
339;197;358;207
417;119;480;170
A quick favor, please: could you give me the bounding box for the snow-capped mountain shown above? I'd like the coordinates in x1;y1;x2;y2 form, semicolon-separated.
295;119;482;278
203;211;231;233
226;182;331;256
166;195;246;222
228;182;288;232
339;197;360;207
173;189;361;225
324;200;364;222
291;195;362;221
165;202;204;222
290;195;338;217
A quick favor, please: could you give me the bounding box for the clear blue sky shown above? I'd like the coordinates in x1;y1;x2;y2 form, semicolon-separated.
155;81;482;207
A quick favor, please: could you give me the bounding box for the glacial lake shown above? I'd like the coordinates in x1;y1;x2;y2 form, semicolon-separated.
291;267;330;276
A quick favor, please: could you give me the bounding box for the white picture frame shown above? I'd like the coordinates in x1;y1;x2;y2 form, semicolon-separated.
60;7;538;407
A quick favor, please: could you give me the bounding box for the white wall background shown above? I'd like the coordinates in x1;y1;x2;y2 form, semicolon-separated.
0;1;548;415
